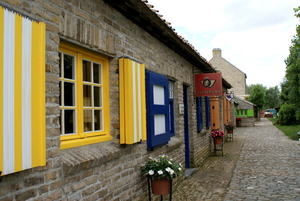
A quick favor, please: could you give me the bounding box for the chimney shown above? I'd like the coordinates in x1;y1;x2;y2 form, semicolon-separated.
213;48;221;58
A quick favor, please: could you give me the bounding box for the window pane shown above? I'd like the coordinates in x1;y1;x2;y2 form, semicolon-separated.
64;110;75;134
94;86;102;107
64;54;75;79
59;52;62;78
153;85;165;105
83;85;92;106
154;114;166;135
64;82;75;106
84;110;92;132
95;110;102;130
83;60;92;82
169;81;174;99
93;63;101;84
59;82;61;106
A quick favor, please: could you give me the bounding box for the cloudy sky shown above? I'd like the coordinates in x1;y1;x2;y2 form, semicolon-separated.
147;0;299;88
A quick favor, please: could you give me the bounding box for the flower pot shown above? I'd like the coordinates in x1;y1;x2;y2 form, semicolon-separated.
213;137;223;145
227;129;233;134
151;178;171;195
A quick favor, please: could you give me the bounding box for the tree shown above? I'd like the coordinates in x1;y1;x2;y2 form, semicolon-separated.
247;84;266;109
265;86;280;109
280;6;300;121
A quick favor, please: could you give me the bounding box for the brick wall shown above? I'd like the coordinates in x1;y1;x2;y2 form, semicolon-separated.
0;0;212;200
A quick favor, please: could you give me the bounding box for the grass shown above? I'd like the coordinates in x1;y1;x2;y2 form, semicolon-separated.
267;118;300;141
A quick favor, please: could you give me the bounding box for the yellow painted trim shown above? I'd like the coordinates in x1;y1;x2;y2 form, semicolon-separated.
31;21;46;167
14;14;22;172
102;57;111;142
125;59;134;143
119;58;125;144
59;42;111;149
140;64;146;141
60;135;112;150
0;6;4;173
77;52;83;137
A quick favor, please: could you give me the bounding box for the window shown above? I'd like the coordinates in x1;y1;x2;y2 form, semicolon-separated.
196;97;203;132
169;81;175;136
205;96;211;128
59;43;111;149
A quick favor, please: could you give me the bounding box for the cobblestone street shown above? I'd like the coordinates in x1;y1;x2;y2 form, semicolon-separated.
172;118;300;201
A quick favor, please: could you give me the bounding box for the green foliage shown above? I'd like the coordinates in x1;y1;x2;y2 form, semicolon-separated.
246;84;266;109
280;6;300;121
268;118;299;140
265;86;280;108
141;155;183;180
278;103;297;125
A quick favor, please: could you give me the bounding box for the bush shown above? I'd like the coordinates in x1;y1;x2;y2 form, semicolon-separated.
278;103;298;125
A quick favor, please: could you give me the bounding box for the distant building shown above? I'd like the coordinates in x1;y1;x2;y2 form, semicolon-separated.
209;48;248;98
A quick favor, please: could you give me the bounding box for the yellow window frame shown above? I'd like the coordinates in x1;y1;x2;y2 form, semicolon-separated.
59;42;111;149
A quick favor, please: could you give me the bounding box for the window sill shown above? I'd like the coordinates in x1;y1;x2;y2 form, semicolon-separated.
61;141;121;176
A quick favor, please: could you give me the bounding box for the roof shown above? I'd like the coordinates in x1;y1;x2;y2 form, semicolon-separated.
103;0;216;73
233;96;256;107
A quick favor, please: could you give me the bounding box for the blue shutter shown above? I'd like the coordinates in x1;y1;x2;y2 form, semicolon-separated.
196;97;203;132
205;96;211;129
146;70;170;150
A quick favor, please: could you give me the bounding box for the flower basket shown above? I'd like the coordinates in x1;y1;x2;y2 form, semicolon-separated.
141;155;183;196
141;155;183;181
151;178;171;195
211;129;225;138
225;123;235;130
236;118;242;127
213;136;223;145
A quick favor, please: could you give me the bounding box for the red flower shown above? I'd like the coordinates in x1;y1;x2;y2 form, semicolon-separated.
211;130;225;138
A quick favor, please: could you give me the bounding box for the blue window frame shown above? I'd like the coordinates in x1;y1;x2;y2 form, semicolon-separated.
146;70;170;150
205;96;211;129
196;97;203;132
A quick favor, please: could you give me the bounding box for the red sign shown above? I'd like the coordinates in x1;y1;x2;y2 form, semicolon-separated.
195;73;222;97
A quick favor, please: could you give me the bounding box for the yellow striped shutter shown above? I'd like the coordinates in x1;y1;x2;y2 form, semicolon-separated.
119;58;146;144
0;6;46;176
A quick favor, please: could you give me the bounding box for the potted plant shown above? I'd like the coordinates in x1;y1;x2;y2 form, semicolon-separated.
211;129;225;145
236;117;242;127
225;123;235;133
141;155;183;195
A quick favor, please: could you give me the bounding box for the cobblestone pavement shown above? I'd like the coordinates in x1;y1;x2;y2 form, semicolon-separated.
172;118;300;201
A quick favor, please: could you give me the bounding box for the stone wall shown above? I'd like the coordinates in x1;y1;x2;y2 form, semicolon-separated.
209;49;247;96
0;0;213;200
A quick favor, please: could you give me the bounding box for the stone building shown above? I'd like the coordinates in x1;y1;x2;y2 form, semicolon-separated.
0;0;232;200
209;48;247;98
233;96;256;127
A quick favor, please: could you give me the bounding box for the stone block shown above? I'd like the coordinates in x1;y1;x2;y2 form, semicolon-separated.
24;175;44;187
15;189;36;201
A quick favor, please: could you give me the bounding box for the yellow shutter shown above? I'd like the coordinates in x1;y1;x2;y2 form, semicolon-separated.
0;6;46;175
119;58;146;144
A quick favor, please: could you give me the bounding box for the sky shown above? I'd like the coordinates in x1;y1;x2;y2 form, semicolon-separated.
147;0;299;88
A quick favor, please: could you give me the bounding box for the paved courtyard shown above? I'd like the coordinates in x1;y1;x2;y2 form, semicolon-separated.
173;118;300;201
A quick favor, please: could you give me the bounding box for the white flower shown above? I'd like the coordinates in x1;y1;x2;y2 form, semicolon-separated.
158;170;163;175
178;167;182;171
148;170;154;175
165;167;171;172
168;161;172;165
169;170;174;175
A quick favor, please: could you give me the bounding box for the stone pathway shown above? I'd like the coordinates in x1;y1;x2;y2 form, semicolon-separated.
172;118;300;201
